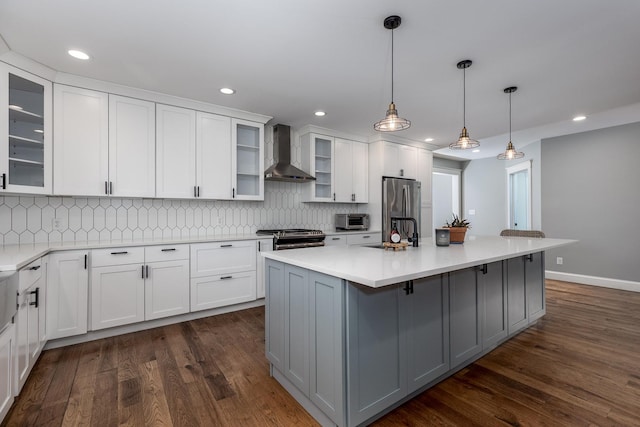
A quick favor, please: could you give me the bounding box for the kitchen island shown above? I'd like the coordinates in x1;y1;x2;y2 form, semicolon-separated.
262;236;575;427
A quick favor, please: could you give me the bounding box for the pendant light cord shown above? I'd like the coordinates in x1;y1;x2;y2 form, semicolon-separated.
391;28;394;103
509;91;512;141
462;67;466;127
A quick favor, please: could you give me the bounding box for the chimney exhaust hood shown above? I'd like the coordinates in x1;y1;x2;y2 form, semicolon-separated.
264;124;316;182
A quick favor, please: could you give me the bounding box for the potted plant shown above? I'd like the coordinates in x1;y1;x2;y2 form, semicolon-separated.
444;214;471;244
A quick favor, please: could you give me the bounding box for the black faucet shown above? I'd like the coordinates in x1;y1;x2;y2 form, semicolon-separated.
391;217;419;247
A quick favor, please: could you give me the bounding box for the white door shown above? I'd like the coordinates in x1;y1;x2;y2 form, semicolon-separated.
196;112;232;199
91;264;145;330
109;95;156;197
506;161;532;230
46;251;88;339
156;104;196;198
145;260;190;320
432;169;460;230
53;84;109;196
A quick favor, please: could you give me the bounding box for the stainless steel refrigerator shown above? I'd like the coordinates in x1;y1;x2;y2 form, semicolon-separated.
382;177;421;243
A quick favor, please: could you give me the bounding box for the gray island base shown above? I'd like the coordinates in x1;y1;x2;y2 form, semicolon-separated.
262;236;575;427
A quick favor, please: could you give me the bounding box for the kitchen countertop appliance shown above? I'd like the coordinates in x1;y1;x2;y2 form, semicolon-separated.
335;213;369;231
256;229;325;250
382;176;421;244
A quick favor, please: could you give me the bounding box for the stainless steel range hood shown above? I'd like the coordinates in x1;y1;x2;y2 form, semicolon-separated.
265;124;315;182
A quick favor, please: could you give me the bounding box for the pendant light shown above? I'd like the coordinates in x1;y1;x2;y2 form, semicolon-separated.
449;60;479;150
497;86;525;160
374;15;411;132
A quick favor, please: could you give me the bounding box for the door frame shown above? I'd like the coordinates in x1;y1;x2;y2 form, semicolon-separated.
505;160;532;230
432;167;461;230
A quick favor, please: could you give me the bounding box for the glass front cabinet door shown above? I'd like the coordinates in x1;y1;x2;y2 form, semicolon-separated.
232;118;264;200
0;64;52;194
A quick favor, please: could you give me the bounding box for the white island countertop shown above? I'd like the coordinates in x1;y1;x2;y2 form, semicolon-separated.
262;235;577;288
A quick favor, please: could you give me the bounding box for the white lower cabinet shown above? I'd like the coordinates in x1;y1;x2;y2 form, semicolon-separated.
15;258;46;394
46;251;89;339
256;238;273;299
144;245;190;320
190;241;258;312
0;323;15;421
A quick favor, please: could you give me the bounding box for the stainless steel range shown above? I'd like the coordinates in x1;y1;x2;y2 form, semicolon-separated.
256;229;325;250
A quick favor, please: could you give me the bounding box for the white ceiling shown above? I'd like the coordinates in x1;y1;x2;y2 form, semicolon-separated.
2;0;640;159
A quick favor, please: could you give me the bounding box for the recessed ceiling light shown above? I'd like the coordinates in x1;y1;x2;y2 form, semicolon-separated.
220;88;235;95
68;49;90;60
8;104;23;111
472;149;480;153
424;138;434;142
314;111;326;117
34;129;44;134
573;115;586;121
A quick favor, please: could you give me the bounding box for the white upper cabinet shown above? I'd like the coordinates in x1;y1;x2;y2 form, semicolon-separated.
383;142;417;179
155;104;197;199
0;64;52;194
197;112;232;199
232;118;264;200
301;132;368;203
108;95;155;197
53;84;109;196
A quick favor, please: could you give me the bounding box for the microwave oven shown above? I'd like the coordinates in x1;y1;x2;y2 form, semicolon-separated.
335;213;369;231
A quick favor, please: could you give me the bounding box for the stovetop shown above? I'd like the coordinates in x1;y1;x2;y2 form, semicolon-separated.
256;229;324;236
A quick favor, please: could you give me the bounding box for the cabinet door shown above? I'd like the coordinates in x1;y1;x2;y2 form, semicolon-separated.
108;95;155;197
507;256;528;334
333;138;353;203
46;251;89;340
351;141;368;203
196;112;232;199
91;264;145;330
256;238;273;299
232;118;264;200
482;261;507;349
526;252;546;323
284;265;309;396
265;260;285;370
15;288;30;392
156;104;196;198
0;324;15;421
347;283;406;426
398;145;418;179
406;275;449;393
417;148;432;207
145;259;189;320
190;271;256;312
309;272;344;425
303;134;334;202
449;268;483;369
53;84;109;196
382;142;416;179
1;65;52;194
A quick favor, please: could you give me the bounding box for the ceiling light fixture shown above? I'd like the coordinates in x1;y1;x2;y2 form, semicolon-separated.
497;86;525;160
220;88;235;95
68;49;90;60
573;115;586;121
314;111;326;117
424;138;434;142
449;60;479;150
374;15;410;132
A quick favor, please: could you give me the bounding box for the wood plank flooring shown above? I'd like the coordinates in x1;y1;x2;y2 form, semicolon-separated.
3;280;640;426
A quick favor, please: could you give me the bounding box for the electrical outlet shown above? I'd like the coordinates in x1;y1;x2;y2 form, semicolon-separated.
468;209;476;216
556;257;563;265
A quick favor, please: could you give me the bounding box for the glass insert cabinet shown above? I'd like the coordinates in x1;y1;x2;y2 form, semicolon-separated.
1;64;52;194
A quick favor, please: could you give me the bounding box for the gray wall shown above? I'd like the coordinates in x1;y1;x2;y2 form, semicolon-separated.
541;122;640;282
461;141;542;236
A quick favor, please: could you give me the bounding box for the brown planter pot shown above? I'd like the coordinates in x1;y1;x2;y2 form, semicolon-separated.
448;227;467;244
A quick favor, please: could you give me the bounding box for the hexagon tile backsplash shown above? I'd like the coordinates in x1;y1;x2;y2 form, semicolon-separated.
0;182;361;245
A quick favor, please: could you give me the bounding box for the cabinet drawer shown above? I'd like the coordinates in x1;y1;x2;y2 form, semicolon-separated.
145;244;189;262
347;233;380;246
19;259;42;292
324;235;347;246
190;241;256;278
91;247;144;267
190;271;257;312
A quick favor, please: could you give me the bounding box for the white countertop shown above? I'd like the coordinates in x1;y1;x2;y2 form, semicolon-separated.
262;235;577;288
0;234;262;271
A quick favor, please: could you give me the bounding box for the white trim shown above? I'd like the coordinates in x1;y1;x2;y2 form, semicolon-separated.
506;159;532;229
546;270;640;293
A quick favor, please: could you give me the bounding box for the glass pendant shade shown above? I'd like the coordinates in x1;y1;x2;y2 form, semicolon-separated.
374;15;410;132
497;86;525;160
374;102;411;131
449;60;478;149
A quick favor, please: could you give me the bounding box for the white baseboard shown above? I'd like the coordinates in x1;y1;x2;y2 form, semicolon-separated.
546;270;640;293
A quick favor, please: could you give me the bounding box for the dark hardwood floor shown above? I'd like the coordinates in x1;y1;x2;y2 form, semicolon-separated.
3;280;640;426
